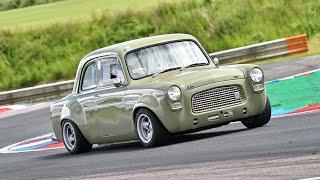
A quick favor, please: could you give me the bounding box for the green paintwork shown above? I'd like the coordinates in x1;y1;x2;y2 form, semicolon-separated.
267;70;320;116
50;34;267;144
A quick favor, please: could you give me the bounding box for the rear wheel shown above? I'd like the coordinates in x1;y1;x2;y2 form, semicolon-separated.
135;109;171;147
241;97;271;128
62;120;92;154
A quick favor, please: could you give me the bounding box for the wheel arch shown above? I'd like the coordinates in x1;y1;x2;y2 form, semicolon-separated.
60;118;76;127
59;100;89;133
60;118;93;144
131;94;180;133
60;118;83;137
132;106;170;133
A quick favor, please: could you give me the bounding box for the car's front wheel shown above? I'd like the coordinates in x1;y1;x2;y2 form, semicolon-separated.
241;97;271;128
135;109;171;147
62;120;92;154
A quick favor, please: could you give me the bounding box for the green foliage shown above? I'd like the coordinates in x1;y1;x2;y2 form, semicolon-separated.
0;0;320;90
0;0;63;11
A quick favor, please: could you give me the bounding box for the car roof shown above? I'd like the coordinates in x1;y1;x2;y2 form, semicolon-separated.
82;33;197;61
72;34;198;93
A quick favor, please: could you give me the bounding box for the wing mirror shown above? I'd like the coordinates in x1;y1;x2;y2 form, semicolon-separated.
213;57;219;67
112;78;123;87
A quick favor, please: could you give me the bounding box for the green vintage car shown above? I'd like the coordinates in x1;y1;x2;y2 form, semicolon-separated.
50;34;271;154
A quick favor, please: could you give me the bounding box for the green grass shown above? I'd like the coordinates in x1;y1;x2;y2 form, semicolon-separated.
0;0;179;29
1;0;320;91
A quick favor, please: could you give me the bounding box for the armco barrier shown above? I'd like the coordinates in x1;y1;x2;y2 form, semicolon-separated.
209;34;308;64
0;34;308;104
0;80;74;104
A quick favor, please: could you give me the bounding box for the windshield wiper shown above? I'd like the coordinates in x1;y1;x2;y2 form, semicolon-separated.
152;67;183;78
184;63;208;68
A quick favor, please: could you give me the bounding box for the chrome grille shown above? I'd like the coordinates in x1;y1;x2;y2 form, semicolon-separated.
192;86;244;113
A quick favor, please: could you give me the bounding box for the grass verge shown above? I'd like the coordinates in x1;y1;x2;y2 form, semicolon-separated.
0;0;181;29
0;0;320;91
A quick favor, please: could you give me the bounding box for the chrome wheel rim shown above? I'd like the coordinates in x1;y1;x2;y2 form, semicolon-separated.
137;114;153;143
63;122;76;150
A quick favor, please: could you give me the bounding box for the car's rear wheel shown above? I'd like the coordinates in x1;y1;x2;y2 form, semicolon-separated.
135;109;171;147
62;120;92;154
241;97;271;128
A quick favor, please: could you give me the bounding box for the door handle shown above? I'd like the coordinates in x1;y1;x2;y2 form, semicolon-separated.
83;102;95;108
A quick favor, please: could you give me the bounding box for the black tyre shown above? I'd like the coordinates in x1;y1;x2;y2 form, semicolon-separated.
241;97;271;128
62;120;92;154
135;109;171;147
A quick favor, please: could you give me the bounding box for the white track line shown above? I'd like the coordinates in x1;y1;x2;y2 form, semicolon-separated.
300;177;320;180
266;68;320;83
0;133;63;154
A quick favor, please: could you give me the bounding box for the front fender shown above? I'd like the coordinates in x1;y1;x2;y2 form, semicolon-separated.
223;64;263;79
132;90;180;133
222;64;265;94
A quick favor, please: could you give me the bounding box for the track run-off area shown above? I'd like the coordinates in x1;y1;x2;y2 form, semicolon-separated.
0;56;320;179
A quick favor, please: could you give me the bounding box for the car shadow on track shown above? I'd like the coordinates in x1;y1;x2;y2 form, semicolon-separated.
173;128;248;144
38;127;249;160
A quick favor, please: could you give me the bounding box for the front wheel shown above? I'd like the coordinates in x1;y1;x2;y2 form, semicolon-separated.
62;120;92;154
135;109;171;147
241;97;271;128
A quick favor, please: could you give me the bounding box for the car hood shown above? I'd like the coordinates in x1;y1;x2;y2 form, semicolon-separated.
151;67;245;91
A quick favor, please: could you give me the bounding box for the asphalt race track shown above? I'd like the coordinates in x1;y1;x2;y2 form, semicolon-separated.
0;56;320;179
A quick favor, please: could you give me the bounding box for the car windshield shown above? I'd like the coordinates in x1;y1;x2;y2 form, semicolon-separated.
125;41;209;79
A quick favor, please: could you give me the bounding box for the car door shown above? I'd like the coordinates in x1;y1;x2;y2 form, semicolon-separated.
77;61;98;140
93;56;128;142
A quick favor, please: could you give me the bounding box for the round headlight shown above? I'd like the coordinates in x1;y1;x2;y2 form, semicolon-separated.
250;68;263;82
168;86;181;101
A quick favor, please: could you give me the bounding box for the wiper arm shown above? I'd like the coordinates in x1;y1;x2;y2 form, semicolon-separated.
160;67;183;73
185;63;208;68
152;67;183;78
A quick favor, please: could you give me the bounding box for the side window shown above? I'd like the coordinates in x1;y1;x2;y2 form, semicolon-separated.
99;57;125;87
81;62;97;91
